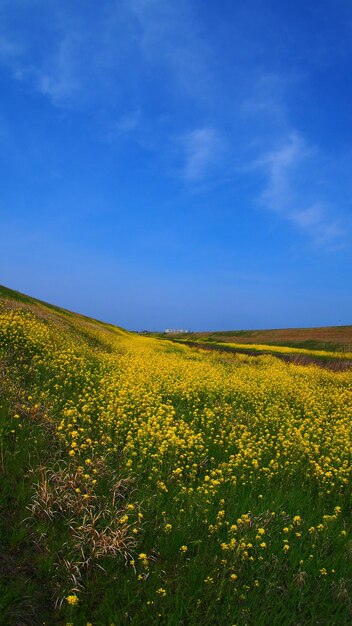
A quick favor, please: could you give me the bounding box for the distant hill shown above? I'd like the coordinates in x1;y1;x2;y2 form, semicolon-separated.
157;324;352;353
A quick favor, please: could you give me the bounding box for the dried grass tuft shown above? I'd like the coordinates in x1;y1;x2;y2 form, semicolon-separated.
29;463;136;606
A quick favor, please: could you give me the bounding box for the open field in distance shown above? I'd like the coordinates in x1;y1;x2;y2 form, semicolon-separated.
157;326;352;353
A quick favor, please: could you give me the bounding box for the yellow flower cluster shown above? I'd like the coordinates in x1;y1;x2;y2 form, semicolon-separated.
190;337;352;360
1;300;351;619
66;594;79;606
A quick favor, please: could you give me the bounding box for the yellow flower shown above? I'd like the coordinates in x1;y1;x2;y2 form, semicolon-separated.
156;588;166;596
180;545;188;553
66;594;79;605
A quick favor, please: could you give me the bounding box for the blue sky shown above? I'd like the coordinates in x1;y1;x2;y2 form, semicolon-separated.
1;0;352;330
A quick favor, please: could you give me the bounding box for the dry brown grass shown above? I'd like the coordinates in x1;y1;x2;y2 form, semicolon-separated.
28;463;136;605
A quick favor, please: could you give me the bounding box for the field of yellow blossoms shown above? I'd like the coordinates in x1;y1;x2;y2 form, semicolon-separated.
0;285;351;625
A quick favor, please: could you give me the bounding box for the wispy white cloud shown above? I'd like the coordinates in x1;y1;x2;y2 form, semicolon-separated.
35;31;86;105
0;13;90;106
0;2;349;248
238;71;346;247
128;0;213;103
179;127;223;182
0;0;212;110
0;0;219;178
256;131;343;246
291;205;343;247
258;132;307;212
0;3;133;107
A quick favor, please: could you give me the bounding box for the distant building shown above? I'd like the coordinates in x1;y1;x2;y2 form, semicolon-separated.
164;329;190;334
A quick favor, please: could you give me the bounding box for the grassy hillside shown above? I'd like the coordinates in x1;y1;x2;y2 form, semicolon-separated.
1;285;351;625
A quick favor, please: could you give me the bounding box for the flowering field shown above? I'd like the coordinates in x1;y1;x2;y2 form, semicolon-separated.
0;286;351;625
195;339;352;360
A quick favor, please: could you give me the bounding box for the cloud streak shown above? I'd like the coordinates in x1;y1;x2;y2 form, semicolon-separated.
256;131;343;246
179;127;223;182
0;0;213;110
128;0;213;102
0;1;224;183
0;2;349;248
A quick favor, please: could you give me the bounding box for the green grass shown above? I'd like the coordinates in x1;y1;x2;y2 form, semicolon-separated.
1;285;351;625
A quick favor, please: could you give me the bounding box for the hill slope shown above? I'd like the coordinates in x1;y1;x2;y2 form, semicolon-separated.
1;285;351;625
